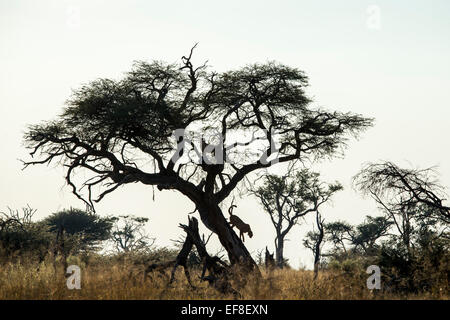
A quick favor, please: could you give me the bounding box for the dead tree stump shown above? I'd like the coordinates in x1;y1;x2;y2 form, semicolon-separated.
144;218;196;288
265;246;276;271
145;216;241;297
179;217;240;298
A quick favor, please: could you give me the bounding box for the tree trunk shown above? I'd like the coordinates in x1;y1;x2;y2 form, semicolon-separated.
313;237;322;280
275;235;284;268
196;201;258;270
179;217;240;297
313;211;324;280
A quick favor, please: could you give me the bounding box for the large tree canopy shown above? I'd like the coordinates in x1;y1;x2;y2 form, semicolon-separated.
23;47;373;266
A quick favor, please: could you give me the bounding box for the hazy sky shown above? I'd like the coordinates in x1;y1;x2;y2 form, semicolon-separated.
1;0;449;269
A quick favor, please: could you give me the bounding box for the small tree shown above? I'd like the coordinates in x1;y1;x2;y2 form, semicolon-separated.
0;205;51;261
323;216;391;258
253;169;342;267
44;208;114;254
303;210;324;279
110;215;154;253
352;216;392;255
323;221;353;256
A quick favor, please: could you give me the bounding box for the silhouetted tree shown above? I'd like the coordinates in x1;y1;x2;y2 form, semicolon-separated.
253;169;342;267
354;161;450;260
323;216;391;258
44;208;114;254
354;162;450;224
323;221;353;256
0;205;51;261
22;46;373;267
110;215;154;253
303;210;325;279
351;215;392;255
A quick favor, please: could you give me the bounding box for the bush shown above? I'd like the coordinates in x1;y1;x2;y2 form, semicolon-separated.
377;237;449;293
0;206;52;263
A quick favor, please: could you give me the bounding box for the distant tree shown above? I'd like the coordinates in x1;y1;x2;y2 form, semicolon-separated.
44;208;114;254
323;221;353;255
254;248;265;266
110;215;154;253
253;169;342;267
0;205;35;229
22;46;373;267
353;162;450;224
353;162;450;259
351;215;392;255
0;205;51;261
302;210;324;279
323;216;391;258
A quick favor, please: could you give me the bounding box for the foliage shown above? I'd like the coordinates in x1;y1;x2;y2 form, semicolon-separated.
22;47;373;265
109;215;154;253
322;216;392;257
22;54;371;208
0;206;51;262
44;208;114;253
253;169;342;267
312;162;450;293
353;161;450;224
377;227;449;293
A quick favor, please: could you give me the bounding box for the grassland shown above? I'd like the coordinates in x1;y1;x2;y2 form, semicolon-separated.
0;256;447;300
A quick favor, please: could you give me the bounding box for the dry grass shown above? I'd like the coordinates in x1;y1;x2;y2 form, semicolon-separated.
0;257;447;300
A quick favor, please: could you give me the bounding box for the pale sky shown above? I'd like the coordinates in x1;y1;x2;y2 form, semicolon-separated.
1;0;449;269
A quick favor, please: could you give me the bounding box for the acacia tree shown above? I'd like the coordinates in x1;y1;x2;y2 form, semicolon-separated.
353;161;449;258
322;221;353;255
322;216;391;257
45;208;114;253
22;46;372;268
353;162;450;224
253;169;342;267
302;210;325;279
352;216;392;255
109;215;154;253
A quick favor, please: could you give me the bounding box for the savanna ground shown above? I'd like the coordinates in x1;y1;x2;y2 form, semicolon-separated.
0;255;447;300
